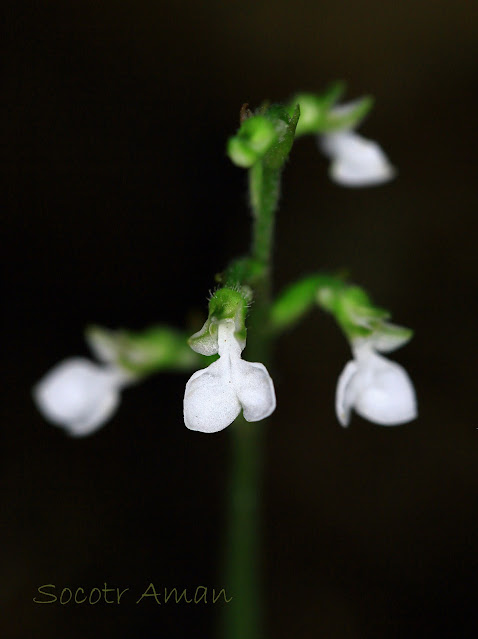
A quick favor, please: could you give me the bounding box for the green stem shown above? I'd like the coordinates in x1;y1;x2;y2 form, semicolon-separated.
222;160;280;639
250;162;281;275
222;416;264;639
221;103;298;639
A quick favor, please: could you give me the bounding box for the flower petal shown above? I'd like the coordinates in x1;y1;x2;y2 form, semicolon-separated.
321;131;395;187
353;352;417;426
183;358;241;433
335;360;359;427
66;392;120;437
368;324;413;353
33;358;121;436
233;360;276;422
188;319;219;356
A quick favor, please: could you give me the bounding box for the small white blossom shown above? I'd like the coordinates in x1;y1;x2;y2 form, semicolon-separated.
320;101;395;187
33;358;131;436
336;340;417;427
184;320;276;433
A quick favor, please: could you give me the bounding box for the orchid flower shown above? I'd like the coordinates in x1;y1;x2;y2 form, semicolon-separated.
336;338;417;427
320;100;395;187
184;320;276;433
33;358;131;437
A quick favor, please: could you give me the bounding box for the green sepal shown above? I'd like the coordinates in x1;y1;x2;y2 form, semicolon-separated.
289;81;346;137
337;286;390;326
317;283;413;348
322;95;374;133
188;286;251;355
85;325;206;376
367;323;414;353
288;82;373;136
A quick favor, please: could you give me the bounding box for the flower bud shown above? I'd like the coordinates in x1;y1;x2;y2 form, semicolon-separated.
227;116;277;168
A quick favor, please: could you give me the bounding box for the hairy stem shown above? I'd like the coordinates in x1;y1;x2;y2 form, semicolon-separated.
250;162;281;277
222;415;265;639
222;161;280;639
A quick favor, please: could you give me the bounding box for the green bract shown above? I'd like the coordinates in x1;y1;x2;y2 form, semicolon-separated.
260;104;300;169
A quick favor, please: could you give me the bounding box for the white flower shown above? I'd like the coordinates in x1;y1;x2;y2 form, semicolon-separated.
33;358;130;437
319;101;395;187
184;320;276;433
335;341;417;427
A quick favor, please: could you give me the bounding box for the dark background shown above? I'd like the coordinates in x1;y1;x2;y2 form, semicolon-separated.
3;1;478;637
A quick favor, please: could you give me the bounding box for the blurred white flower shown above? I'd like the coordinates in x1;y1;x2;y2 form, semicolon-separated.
319;101;395;187
336;341;417;427
33;358;131;437
184;320;276;433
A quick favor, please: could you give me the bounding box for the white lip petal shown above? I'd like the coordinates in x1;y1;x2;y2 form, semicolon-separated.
233;360;276;422
321;131;395;187
33;358;122;436
335;360;359;427
353;356;417;426
183;319;277;432
183;359;241;433
330;160;395;187
65;391;121;437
